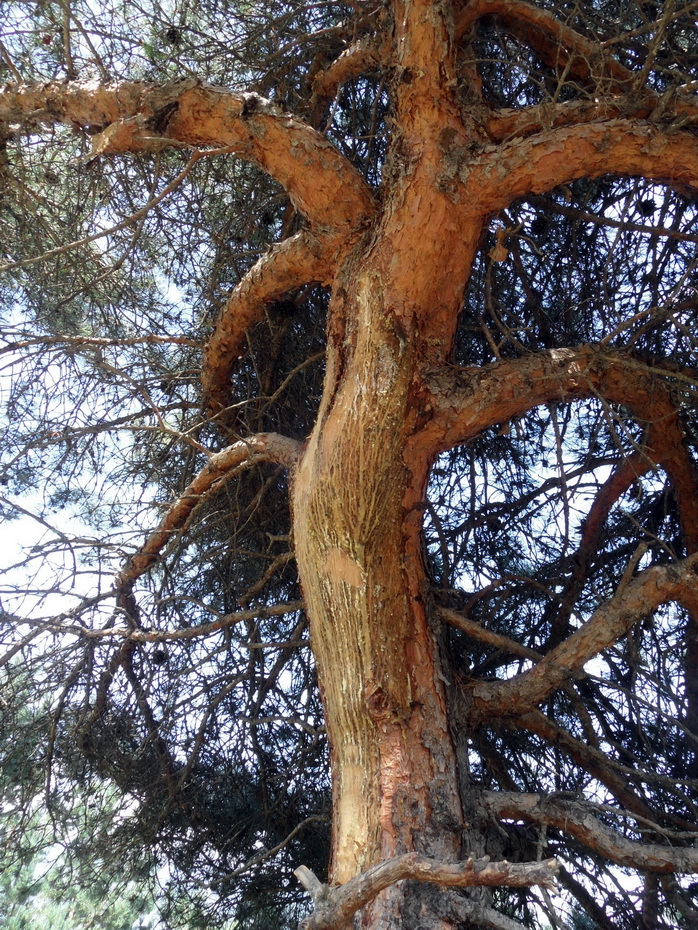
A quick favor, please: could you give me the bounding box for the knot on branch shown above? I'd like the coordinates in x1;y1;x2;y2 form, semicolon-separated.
240;92;281;119
90;114;181;155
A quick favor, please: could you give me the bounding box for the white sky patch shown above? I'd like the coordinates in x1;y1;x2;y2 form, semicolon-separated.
0;485;109;622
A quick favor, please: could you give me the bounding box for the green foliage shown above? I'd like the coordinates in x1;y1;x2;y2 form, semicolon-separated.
0;670;158;930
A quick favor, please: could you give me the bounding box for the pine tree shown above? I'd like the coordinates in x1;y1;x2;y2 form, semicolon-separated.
1;0;698;927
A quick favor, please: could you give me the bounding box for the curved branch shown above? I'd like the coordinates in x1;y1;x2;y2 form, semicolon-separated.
423;347;591;448
309;38;383;119
423;348;696;463
295;852;558;930
474;120;698;211
202;230;330;415
549;343;698;638
485;94;698;143
115;432;301;596
0;81;375;232
469;552;698;723
425;346;698;568
458;1;698;145
456;0;634;92
483;791;698;872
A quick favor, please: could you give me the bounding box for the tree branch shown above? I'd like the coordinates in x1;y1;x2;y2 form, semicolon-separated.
425;346;698;567
556;865;624;930
115;432;301;597
295;852;558;929
469;552;698;722
456;0;634;92
0;81;375;232
443;602;694;823
440;605;542;662
485;94;698;143
544;450;653;646
19;601;305;645
482;791;698;872
423;347;697;457
475;120;698;212
427;347;698;737
309;37;383;120
0;82;376;401
202;229;330;415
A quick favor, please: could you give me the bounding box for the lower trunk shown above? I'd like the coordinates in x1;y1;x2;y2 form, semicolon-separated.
293;270;470;927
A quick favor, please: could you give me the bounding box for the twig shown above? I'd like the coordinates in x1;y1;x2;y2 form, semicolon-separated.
0;146;233;275
0;39;22;82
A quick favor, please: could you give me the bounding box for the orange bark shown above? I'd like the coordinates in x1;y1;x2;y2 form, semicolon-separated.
5;1;698;921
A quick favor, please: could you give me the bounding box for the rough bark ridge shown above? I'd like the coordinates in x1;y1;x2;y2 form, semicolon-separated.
3;0;698;926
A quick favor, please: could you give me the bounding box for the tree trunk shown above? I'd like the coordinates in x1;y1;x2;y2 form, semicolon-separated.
293;230;472;926
292;0;486;904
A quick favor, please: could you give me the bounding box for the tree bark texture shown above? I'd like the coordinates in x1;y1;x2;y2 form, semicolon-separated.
4;0;698;925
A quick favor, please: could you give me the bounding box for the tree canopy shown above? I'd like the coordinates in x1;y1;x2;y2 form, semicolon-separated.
1;0;698;928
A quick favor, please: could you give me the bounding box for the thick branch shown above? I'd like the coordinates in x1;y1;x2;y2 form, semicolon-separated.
116;433;301;593
0;81;375;231
426;346;698;565
202;230;330;415
456;0;634;91
485;95;698;143
309;38;383;118
423;348;696;456
474;120;698;212
469;553;698;722
295;852;558;930
483;791;698;872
